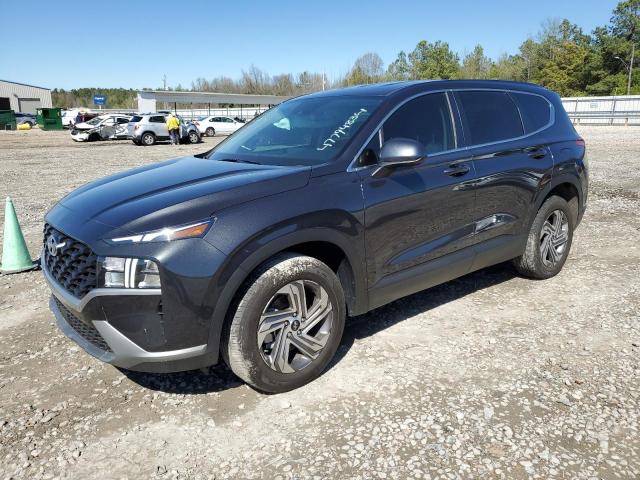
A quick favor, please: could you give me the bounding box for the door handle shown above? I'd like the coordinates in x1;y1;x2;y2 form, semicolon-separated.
443;163;470;177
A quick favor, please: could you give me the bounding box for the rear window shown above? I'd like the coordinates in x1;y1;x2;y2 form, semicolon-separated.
129;115;143;123
511;93;552;133
457;91;524;145
149;116;165;123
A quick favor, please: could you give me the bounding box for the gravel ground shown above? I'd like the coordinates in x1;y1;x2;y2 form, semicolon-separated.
0;127;639;480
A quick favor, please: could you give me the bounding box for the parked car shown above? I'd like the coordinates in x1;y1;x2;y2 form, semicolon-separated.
70;114;132;142
42;80;588;393
61;109;94;129
193;115;243;136
15;112;36;127
127;113;200;145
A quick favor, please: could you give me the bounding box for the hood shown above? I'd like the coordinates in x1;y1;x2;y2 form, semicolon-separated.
73;121;100;131
46;156;311;242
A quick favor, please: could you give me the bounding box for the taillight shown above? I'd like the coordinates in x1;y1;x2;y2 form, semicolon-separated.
194;122;200;126
576;138;585;147
134;124;141;130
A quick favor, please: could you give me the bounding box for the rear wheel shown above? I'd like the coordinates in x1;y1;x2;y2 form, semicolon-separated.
188;130;199;144
206;127;215;137
513;195;574;279
223;253;345;393
141;132;155;146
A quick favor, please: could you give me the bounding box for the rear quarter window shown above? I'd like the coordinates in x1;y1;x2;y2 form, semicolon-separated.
149;116;165;123
457;91;524;145
129;115;143;123
511;92;552;133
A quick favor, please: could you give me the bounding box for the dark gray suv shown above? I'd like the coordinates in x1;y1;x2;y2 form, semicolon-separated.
43;80;587;392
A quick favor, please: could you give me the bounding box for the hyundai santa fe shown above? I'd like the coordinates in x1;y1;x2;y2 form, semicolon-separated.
42;80;588;393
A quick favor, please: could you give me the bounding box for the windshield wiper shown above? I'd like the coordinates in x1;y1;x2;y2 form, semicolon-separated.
217;158;262;165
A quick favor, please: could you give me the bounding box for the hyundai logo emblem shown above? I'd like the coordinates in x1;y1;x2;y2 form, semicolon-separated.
47;235;65;257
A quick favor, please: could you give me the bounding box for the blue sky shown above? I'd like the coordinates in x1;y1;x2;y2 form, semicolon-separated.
1;0;619;90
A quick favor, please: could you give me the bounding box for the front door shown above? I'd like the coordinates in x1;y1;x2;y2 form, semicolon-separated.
359;92;478;309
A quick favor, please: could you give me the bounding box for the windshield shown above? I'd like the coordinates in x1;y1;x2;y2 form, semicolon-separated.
86;116;106;126
207;95;382;166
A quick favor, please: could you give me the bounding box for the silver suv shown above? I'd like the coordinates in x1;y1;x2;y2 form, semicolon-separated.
127;114;201;146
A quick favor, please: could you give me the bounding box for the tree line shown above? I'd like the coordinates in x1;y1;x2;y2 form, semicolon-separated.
52;0;638;109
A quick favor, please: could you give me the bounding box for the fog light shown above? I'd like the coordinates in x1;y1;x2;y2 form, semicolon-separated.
99;257;161;289
104;271;126;288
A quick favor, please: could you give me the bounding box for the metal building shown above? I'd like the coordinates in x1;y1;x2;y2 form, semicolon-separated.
137;90;288;114
0;79;53;114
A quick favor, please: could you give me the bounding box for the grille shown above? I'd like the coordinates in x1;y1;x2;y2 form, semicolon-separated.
43;224;97;298
54;297;112;352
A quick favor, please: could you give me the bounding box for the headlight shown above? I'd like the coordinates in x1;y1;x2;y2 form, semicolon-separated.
99;256;161;289
109;220;212;244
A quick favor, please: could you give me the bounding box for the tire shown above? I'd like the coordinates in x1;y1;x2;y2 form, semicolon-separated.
188;130;199;144
206;127;215;137
223;253;346;393
141;132;155;146
513;195;574;279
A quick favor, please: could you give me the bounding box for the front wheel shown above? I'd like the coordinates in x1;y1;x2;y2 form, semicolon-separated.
223;253;345;393
513;195;574;279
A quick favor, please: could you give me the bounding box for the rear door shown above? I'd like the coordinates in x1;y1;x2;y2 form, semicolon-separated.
453;90;554;264
149;115;168;139
360;92;478;308
114;117;130;138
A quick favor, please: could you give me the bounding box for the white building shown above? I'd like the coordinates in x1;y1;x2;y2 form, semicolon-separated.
0;79;53;114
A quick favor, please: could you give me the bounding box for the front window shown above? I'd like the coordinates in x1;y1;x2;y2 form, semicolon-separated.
355;93;455;168
208;95;382;166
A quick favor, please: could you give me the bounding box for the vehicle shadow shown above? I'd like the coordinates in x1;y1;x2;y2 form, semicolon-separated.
328;262;517;371
123;263;516;395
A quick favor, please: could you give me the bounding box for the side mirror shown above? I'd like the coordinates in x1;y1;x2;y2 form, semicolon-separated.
373;138;426;177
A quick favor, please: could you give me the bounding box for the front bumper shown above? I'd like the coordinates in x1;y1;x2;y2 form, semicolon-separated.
71;131;90;142
43;257;211;372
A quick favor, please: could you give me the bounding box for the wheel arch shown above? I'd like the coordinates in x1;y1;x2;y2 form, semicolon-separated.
205;228;367;362
533;175;583;226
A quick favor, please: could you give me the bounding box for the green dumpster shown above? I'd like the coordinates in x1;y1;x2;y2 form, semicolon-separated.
0;110;17;130
36;108;63;131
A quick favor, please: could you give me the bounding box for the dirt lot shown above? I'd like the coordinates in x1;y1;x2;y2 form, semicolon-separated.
0;127;639;480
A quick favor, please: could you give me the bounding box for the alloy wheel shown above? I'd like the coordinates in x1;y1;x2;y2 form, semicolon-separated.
257;280;333;374
539;209;569;267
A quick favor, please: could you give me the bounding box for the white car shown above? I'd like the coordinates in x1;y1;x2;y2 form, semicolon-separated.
193;116;243;136
71;114;132;142
62;109;90;129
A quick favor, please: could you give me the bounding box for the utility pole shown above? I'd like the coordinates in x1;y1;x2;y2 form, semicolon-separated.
322;70;326;91
163;74;167;90
627;41;635;96
616;53;635;95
